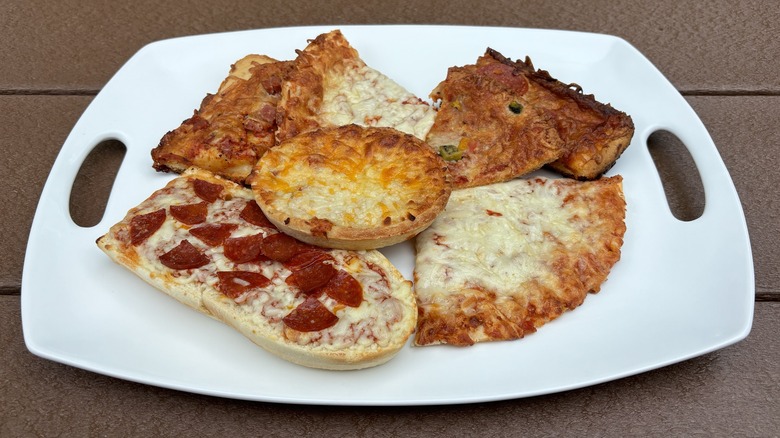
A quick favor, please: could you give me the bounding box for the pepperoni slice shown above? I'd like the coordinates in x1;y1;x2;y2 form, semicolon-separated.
216;271;270;299
283;249;334;270
170;202;208;225
129;209;166;246
240;201;275;228
320;271;363;307
159;240;209;270
282;296;338;332
223;233;265;264
261;232;307;262
189;223;237;247
285;253;337;293
193;179;223;203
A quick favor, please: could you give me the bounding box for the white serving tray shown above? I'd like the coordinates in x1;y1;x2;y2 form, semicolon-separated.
22;25;754;405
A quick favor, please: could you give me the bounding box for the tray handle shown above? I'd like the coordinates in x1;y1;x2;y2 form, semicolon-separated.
648;97;745;228
35;130;133;235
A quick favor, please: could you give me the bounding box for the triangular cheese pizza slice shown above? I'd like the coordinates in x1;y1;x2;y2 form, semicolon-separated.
152;55;293;184
413;175;626;346
275;29;436;142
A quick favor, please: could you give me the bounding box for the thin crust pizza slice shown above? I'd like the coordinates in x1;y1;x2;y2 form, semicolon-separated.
425;53;566;189
275;29;436;142
484;49;635;180
96;168;417;370
152;55;294;184
413;175;626;346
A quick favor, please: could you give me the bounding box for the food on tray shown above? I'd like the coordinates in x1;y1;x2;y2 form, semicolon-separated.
484;49;635;180
96;168;417;370
426;49;634;185
249;124;451;250
425;53;566;189
99;29;634;368
275;29;436;142
152;55;293;184
413;176;626;346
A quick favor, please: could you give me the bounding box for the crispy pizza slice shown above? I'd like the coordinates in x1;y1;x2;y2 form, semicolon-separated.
152;55;294;184
485;49;634;180
425;56;566;189
275;29;436;142
413;175;626;346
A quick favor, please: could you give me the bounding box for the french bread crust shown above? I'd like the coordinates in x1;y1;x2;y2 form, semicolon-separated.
203;250;416;370
97;167;417;370
96;190;213;316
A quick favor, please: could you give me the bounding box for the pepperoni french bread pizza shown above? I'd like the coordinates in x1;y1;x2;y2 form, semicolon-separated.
96;167;417;370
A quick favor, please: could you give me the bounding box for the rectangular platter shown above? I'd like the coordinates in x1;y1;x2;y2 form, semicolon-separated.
21;25;754;405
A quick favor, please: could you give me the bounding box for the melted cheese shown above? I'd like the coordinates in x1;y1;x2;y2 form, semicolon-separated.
130;175;406;349
321;62;436;140
415;178;587;296
259;151;421;227
254;125;440;230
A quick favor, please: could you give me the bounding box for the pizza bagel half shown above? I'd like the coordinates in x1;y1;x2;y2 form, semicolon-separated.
249;124;451;250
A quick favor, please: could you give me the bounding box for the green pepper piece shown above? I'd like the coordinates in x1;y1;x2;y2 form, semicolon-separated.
508;101;523;114
438;144;463;161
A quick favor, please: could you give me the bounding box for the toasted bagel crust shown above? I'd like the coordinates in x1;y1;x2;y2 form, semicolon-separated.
250;124;451;250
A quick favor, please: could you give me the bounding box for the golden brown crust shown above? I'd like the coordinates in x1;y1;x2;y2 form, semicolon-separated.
151;55;294;184
413;176;626;346
275;30;359;142
203;250;417;370
275;29;436;143
96;169;233;315
425;54;566;189
250;124;451;250
484;49;635;180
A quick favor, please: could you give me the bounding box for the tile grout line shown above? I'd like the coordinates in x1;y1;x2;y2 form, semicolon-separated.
0;89;100;96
